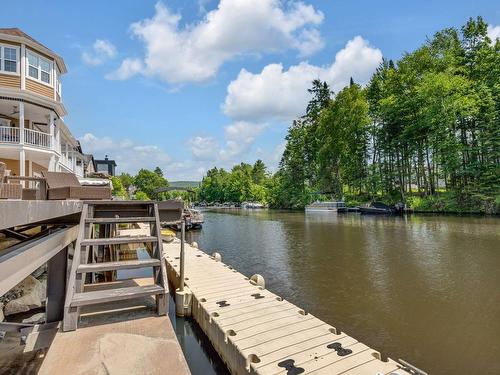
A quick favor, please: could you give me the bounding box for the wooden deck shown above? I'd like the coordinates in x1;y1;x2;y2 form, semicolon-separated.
164;240;414;375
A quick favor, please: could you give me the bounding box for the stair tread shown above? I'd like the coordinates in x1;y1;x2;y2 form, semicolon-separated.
85;217;156;224
77;259;161;273
71;284;165;307
81;236;158;246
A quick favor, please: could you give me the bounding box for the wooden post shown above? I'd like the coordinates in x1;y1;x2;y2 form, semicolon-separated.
179;221;185;292
46;246;68;323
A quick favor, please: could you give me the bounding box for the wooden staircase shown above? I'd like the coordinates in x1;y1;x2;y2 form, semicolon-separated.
63;201;168;331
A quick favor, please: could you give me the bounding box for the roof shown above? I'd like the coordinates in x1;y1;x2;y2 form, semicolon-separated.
0;28;67;73
95;159;117;167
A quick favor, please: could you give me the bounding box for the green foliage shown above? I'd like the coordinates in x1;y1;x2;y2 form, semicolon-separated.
196;17;499;213
117;173;133;191
198;162;271;204
133;191;149;201
133;168;169;199
110;176;127;198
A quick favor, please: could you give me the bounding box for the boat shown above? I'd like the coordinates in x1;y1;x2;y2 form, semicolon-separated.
167;207;204;230
359;201;401;215
160;228;176;242
241;202;265;209
305;201;345;212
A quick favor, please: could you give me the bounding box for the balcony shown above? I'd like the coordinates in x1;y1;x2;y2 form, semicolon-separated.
0;126;51;149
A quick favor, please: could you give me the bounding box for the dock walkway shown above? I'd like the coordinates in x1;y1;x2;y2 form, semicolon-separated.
164;240;413;375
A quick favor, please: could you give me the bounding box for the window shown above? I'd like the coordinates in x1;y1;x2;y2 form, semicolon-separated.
27;50;52;85
0;44;19;74
55;68;62;96
28;51;38;79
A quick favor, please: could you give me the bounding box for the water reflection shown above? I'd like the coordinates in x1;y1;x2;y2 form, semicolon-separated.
187;209;500;375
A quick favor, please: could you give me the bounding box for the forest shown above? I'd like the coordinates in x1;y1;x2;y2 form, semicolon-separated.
118;18;499;213
197;17;500;213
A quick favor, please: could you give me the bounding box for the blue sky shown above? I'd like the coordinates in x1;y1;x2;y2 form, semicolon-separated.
1;0;498;180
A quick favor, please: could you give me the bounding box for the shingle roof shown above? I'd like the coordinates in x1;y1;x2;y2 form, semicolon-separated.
0;28;53;52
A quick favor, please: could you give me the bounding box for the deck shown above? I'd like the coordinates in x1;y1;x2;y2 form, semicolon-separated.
164;240;414;375
38;278;190;375
0;200;83;231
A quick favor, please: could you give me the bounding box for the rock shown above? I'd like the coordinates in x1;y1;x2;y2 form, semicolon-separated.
22;312;46;324
0;303;4;322
4;276;46;316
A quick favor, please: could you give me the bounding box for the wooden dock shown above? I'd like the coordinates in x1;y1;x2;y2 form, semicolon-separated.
164;240;415;375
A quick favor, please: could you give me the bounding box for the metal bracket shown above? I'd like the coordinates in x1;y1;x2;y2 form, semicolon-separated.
397;359;428;375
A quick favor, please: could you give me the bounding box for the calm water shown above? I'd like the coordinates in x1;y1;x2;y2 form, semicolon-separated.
183;209;500;375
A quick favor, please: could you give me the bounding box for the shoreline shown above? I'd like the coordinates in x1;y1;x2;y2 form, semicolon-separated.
198;206;500;217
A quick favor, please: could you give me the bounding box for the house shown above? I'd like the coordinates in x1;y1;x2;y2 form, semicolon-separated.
94;155;117;176
0;28;86;178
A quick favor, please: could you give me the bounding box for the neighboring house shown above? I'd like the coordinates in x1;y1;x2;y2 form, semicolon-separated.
94;155;117;176
82;153;96;176
0;28;86;178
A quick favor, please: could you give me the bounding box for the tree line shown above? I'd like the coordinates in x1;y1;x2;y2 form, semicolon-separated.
199;17;499;213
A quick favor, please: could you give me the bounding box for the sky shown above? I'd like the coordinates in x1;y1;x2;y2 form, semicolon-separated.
1;0;499;180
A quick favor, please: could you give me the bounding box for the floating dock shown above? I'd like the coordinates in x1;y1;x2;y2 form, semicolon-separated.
163;240;415;375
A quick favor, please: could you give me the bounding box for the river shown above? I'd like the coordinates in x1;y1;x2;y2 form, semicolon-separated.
182;209;499;375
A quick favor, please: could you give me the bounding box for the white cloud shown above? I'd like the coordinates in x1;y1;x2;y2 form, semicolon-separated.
106;58;143;80
187;121;266;164
109;0;324;83
223;36;383;122
80;133;171;174
82;39;117;66
487;25;500;42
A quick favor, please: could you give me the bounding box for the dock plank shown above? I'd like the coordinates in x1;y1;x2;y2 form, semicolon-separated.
164;239;413;375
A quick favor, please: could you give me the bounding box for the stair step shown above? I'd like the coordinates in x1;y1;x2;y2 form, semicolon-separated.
71;285;165;307
80;236;158;246
85;217;156;224
77;259;161;273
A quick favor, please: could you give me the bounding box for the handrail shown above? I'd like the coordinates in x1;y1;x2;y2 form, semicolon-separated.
24;128;51;148
0;126;51;149
0;126;20;143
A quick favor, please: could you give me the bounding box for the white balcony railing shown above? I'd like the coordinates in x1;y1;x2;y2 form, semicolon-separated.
0;126;20;143
75;165;84;177
0;126;51;149
24;128;51;149
60;154;73;170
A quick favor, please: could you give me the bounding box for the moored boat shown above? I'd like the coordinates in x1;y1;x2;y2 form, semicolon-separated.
305;201;345;212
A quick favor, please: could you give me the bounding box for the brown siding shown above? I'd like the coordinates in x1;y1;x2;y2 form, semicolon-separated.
0;73;21;89
0;158;20;176
26;78;54;99
0;158;48;177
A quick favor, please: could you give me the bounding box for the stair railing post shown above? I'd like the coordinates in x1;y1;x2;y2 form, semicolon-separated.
179;220;185;292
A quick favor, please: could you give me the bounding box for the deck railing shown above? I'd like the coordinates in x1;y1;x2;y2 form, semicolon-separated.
24;128;51;149
0;126;20;143
0;126;51;149
60;154;73;170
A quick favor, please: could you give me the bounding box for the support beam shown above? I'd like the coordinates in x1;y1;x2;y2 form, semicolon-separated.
0;226;78;296
46;245;69;323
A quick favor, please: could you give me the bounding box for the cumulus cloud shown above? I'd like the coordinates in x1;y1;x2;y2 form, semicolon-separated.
223;36;383;122
82;39;117;66
106;58;143;80
187;121;266;164
487;25;500;42
80;133;171;174
109;0;324;84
